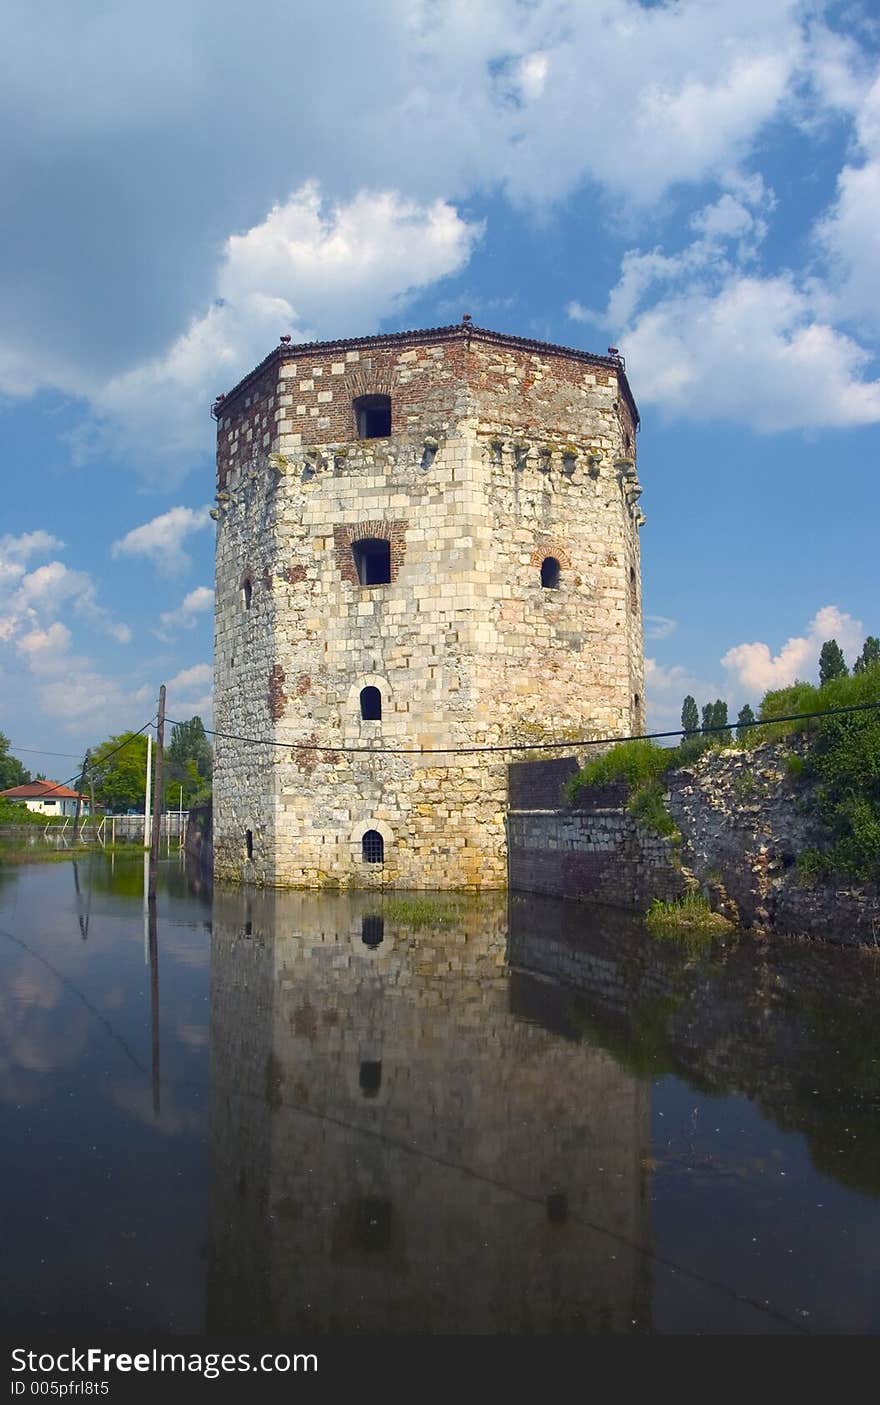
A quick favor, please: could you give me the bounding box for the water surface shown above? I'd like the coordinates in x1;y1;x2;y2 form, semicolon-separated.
1;853;878;1335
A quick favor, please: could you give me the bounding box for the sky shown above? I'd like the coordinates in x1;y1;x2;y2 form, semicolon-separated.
1;0;879;780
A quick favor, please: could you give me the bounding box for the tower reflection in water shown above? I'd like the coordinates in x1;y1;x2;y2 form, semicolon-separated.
208;889;652;1334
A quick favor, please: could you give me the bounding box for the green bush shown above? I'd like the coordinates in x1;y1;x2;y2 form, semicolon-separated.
0;799;46;825
566;739;669;795
628;780;679;838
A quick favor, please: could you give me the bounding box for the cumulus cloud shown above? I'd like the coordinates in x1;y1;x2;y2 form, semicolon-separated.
0;530;64;565
0;0;837;427
85;183;481;470
0;538;130;646
644;657;728;732
111;506;212;576
722;605;865;693
815;73;880;334
166;663;213;721
156;586;213;640
573;175;880;431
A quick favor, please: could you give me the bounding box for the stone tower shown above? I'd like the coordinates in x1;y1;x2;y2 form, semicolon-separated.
212;322;644;889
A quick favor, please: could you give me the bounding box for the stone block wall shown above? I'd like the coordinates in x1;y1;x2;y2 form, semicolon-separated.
507;803;687;908
212;325;645;889
207;887;652;1333
508;745;880;944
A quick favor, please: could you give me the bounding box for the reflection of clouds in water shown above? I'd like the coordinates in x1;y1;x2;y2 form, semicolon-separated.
176;1022;208;1051
9;963;60;1010
0;958;89;1088
111;1080;204;1136
161;931;210;970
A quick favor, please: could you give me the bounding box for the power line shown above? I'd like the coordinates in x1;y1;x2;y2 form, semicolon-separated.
2;720;156;802
167;698;880;760
6;746;84;760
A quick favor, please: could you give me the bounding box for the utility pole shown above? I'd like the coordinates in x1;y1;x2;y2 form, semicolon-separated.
72;752;86;842
85;750;95;841
143;733;152;848
148;685;166;905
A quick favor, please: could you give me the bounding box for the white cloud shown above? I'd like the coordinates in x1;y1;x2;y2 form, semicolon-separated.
644;657;728;733
576;174;880;431
89;184;482;470
111;506;212;576
0;530;64;564
166;663;213;721
0;550;130;646
156;586;213;640
0;0;840;430
815;73;880;333
644;615;678;641
722;605;865;693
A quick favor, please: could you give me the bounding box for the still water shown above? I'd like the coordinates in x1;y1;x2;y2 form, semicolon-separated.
1;852;879;1336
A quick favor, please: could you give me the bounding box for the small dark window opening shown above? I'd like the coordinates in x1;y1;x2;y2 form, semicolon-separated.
243;577;253;609
244;920;252;937
352;538;391;585
546;1192;568;1224
245;829;253;860
360;686;382;720
354;394;391;439
541;556;561;589
362;830;384;864
634;693;641;710
362;915;385;947
359;1060;382;1098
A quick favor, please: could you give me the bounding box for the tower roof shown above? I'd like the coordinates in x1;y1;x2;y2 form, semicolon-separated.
213;322;639;429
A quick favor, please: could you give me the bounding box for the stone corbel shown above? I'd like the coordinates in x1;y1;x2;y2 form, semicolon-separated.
512;441;529;470
268;452;291;475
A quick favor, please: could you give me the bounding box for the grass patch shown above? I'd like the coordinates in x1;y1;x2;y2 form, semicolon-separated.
645;892;734;945
0;843;141;864
382;895;469;928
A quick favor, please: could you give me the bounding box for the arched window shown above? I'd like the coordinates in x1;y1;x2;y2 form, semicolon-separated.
242;577;253;609
362;830;384;864
354;394;391;439
352;538;391;585
361;915;384;948
541;556;561;589
359;1060;382;1098
360;686;382;720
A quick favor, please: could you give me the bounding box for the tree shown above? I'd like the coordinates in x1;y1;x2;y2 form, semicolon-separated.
0;732;30;792
736;703;756;743
681;695;699;738
819;639;848;686
90;732;150;813
853;636;880;675
163;716;213;808
702;699;729;738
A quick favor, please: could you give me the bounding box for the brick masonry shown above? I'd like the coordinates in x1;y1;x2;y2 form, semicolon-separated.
212;324;645;889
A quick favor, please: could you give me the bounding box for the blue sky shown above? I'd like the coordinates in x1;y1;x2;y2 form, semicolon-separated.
2;0;879;779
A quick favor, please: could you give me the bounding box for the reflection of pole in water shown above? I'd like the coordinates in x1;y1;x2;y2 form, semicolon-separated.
148;896;160;1118
72;859;91;941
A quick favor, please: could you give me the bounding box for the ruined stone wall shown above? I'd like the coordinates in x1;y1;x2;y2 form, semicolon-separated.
212;328;644;889
207;887;652;1334
508;744;880;945
507;802;687;908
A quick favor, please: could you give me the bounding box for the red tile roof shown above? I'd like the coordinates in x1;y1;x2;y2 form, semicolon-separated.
0;781;88;801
